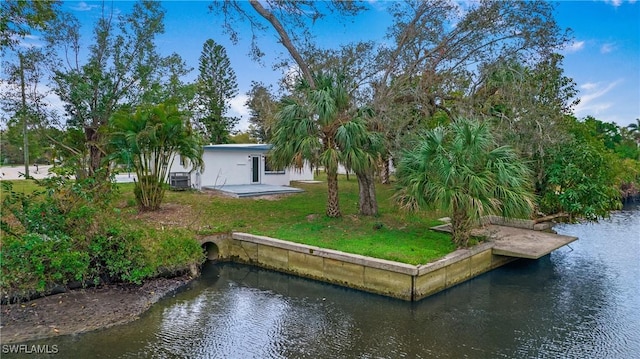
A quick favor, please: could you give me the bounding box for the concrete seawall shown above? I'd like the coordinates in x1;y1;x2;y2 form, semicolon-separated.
199;233;520;301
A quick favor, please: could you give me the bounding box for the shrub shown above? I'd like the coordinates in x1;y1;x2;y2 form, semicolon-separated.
150;229;204;274
1;177;204;301
89;223;203;284
0;233;90;301
90;224;153;284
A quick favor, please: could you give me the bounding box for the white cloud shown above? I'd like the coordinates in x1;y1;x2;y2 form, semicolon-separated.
574;79;623;117
228;94;250;131
600;43;615;54
366;0;389;11
8;34;43;49
564;40;585;54
605;0;637;6
70;1;98;12
0;82;67;128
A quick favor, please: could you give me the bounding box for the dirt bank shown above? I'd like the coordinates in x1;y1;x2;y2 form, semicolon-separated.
0;275;194;344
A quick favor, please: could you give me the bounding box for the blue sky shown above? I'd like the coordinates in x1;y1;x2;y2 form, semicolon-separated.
50;1;640;129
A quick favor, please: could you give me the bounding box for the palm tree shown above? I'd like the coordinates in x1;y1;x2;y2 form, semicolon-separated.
395;118;535;247
340;109;385;216
269;71;381;218
109;103;204;211
628;118;640;145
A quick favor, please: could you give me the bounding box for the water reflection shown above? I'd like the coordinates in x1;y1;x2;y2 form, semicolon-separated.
9;204;639;358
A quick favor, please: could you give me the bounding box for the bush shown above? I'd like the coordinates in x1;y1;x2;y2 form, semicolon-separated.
90;224;153;284
0;177;204;301
1;176;115;238
89;224;203;284
0;233;90;301
540;141;621;220
150;229;204;275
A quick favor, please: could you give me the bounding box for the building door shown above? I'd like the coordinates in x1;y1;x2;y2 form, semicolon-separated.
251;155;260;183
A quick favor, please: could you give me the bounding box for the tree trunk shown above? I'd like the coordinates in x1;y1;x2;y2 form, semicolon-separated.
356;170;378;216
451;202;472;247
135;175;164;211
379;154;390;184
326;167;341;218
85;126;109;181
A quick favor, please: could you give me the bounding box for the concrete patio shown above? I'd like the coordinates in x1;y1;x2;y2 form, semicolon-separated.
204;184;305;198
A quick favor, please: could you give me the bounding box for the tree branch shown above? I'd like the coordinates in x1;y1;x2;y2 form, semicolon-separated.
248;0;314;88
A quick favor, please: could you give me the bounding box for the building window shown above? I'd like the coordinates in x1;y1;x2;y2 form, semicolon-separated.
264;157;285;174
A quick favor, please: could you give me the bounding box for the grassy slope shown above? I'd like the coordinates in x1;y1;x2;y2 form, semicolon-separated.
157;175;455;265
2;175;455;265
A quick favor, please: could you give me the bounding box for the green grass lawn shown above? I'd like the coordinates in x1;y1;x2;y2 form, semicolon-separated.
2;175;456;265
0;178;41;194
154;174;455;265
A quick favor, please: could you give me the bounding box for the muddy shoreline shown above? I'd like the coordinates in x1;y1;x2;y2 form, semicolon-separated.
0;275;195;344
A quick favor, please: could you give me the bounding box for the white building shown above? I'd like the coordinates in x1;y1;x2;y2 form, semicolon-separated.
169;144;314;190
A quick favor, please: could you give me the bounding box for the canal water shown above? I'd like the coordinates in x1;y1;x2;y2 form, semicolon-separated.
10;203;640;358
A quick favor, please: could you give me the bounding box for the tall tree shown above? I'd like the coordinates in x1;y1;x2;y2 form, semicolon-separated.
245;81;278;143
0;0;60;51
367;0;569;181
139;53;195;110
395;119;535;247
109;103;204;211
196;39;239;144
471;54;579;188
46;1;180;179
1;47;55;174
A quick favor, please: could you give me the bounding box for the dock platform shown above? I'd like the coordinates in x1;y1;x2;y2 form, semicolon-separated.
480;225;577;259
432;223;578;259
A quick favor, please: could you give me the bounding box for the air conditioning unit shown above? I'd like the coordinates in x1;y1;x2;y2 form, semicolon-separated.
169;172;191;190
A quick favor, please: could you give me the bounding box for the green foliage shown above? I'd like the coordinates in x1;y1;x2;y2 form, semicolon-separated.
246;81;278;143
0;117;48;165
270;71;382;217
196;39;239;144
540;141;622;220
0;177;204;301
1;0;60;50
109;103;204;211
229;131;257;144
0;177;112;299
150;229;204;274
536;115;638;219
395;118;535;247
1;233;90;299
90;224;202;284
1;176;115;238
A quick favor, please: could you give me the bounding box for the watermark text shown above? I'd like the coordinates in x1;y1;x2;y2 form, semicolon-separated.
2;344;59;355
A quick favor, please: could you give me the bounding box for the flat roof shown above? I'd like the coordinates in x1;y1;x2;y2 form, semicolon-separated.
203;144;272;151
